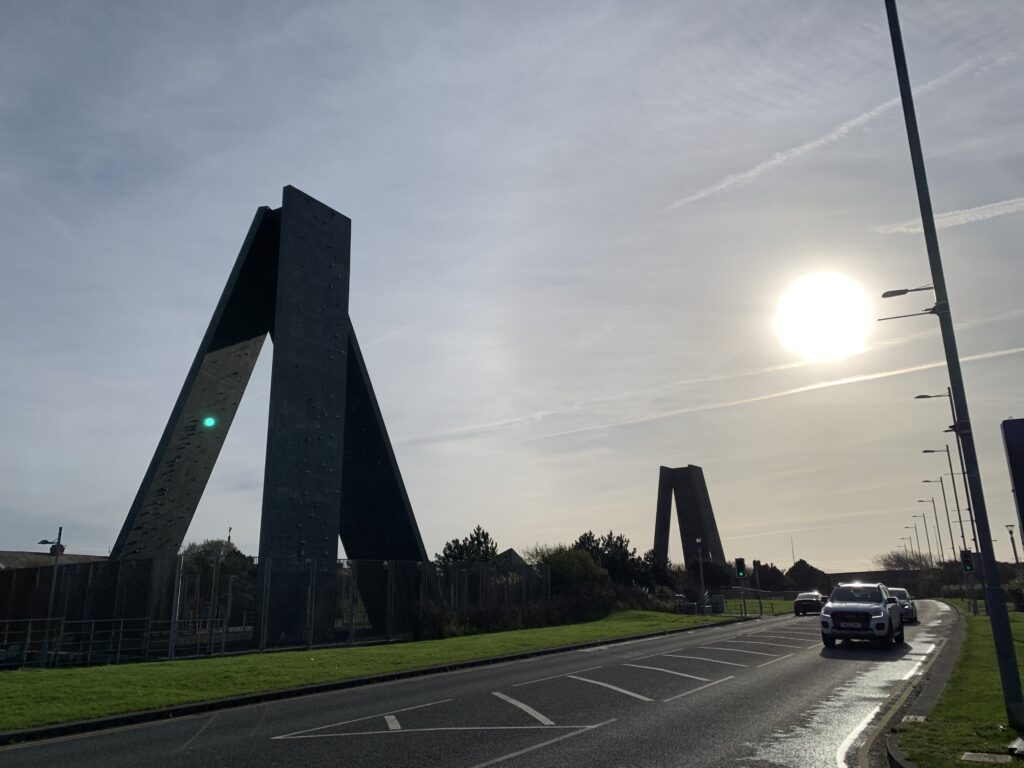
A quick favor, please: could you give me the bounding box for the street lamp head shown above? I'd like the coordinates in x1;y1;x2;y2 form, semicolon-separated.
1007;524;1015;533
882;285;933;299
37;539;51;545
922;449;942;454
914;393;948;399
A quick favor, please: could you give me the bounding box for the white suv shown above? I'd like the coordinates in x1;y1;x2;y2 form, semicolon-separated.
820;582;904;648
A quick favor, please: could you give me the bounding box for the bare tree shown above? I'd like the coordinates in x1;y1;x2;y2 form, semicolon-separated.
872;549;930;571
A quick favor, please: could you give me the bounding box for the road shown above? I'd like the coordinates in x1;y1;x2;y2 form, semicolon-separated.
0;600;955;768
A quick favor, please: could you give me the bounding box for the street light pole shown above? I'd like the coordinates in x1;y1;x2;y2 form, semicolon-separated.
39;526;63;666
924;478;957;560
886;0;1023;730
918;498;942;564
904;525;920;564
1008;525;1021;569
926;448;968;552
913;511;934;566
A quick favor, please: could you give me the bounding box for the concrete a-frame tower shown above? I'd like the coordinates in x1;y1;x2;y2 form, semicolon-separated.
652;465;725;569
110;186;427;643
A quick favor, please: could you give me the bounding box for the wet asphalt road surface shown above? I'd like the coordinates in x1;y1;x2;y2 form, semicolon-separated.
0;600;955;768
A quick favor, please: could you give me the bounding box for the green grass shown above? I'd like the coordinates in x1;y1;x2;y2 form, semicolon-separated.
900;606;1024;767
0;610;730;732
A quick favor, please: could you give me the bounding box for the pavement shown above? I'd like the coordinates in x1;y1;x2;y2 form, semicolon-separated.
0;600;957;767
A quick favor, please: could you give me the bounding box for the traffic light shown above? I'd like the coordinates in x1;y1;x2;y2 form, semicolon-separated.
961;549;974;573
735;557;746;578
202;416;217;428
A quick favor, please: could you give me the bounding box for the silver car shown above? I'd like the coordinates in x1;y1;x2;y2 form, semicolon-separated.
821;582;904;648
888;587;918;623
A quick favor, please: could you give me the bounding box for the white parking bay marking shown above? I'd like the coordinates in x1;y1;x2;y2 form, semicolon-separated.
567;675;653;701
623;663;710;682
512;666;603;687
755;634;817;642
491;692;555;726
756;653;794;668
384;715;401;731
663;676;735;703
467;719;616;768
699;645;777;657
273;698;453;739
662;654;748;668
718;639;806;650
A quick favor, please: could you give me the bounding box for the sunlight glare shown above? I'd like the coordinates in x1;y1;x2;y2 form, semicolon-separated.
772;272;873;363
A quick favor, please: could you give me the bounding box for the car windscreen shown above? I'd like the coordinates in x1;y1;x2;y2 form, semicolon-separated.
830;586;882;603
889;589;908;599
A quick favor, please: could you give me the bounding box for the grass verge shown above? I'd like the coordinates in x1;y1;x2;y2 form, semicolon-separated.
0;609;729;732
900;607;1024;767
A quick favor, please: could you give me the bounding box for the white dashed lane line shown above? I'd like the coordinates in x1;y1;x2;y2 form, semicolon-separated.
384;715;401;731
272;698;453;740
511;666;603;687
716;639;807;650
663;676;735;703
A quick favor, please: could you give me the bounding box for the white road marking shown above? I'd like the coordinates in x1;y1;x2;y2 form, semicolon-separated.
384;715;401;731
755;633;819;642
179;715;216;751
491;691;555;726
901;661;923;680
663;676;735;702
835;704;881;767
757;653;794;668
467;719;616;768
567;675;653;701
281;725;593;739
663;654;748;668
717;639;806;649
699;645;777;657
273;698;453;739
623;663;710;682
512;666;603;687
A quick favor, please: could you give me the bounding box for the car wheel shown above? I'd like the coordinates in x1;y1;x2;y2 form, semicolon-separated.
895;623;905;644
822;635;836;648
795;610;802;616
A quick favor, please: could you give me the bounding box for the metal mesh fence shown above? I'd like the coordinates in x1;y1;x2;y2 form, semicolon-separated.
0;557;550;669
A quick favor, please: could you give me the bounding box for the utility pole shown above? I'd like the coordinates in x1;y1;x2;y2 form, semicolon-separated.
886;0;1024;732
1008;525;1021;570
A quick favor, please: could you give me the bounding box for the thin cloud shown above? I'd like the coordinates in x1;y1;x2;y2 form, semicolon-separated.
523;346;1024;443
666;58;978;210
873;196;1024;234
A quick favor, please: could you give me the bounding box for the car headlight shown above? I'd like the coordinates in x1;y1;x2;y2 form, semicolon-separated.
821;606;832;616
870;608;885;618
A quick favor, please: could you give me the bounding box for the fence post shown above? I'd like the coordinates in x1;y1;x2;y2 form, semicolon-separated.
115;618;124;664
348;561;357;645
221;575;234;656
259;557;272;651
168;555;182;660
87;620;95;665
306;559;316;649
22;621;31;668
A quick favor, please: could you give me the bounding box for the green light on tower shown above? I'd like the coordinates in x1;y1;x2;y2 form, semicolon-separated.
202;416;217;428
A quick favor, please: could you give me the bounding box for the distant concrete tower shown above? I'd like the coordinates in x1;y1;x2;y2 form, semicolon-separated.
653;465;725;569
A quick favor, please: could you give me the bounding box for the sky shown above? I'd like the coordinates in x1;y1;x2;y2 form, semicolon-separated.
2;1;1023;573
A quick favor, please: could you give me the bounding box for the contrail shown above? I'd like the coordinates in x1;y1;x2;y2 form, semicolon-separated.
873;196;1024;234
523;346;1024;443
666;58;978;210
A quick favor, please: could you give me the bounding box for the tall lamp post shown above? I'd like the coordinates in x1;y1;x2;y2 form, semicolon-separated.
917;498;942;564
923;478;958;560
924;448;969;552
918;390;979;548
904;523;921;565
912;511;934;566
899;537;912;560
1008;525;1021;570
38;526;64;666
885;0;1023;731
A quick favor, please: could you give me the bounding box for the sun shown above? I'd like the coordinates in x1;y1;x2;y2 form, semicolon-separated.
772;272;873;363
